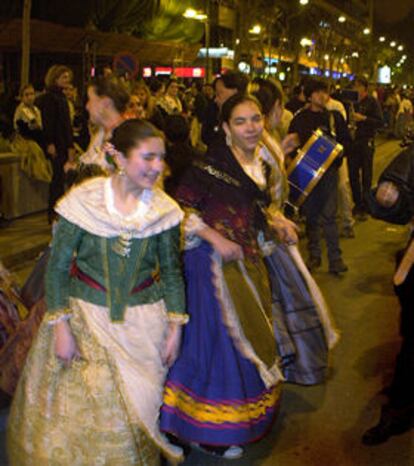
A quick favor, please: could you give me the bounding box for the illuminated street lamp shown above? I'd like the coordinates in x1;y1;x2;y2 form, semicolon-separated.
300;37;313;47
183;8;210;80
398;45;404;51
324;54;329;61
249;24;262;34
338;15;346;23
379;36;386;42
363;28;370;35
183;8;197;18
390;41;396;47
299;0;309;5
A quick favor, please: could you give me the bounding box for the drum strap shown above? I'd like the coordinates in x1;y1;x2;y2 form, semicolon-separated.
328;111;337;139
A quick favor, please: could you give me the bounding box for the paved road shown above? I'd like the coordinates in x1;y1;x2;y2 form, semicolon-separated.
1;140;412;465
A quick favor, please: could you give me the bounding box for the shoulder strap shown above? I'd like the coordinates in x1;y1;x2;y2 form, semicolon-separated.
328;111;337;139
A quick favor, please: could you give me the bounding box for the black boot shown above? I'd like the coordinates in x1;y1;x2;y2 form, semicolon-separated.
362;406;413;446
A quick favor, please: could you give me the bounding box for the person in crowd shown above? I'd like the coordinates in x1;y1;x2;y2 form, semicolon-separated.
289;78;351;275
7;119;188;466
348;76;383;221
252;77;338;379
201;70;249;147
326;91;355;238
157;79;183;117
13;84;43;147
72;76;129;183
395;91;413;139
363;143;414;445
163;114;203;194
285;82;306;115
202;83;215;101
161;93;337;459
63;83;90;152
63;83;76;128
36;65;75;223
149;79;166;101
132;81;164;130
186;81;207;150
124;93;145;120
12;84;52;183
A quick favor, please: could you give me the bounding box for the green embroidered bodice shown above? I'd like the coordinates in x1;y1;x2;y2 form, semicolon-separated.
45;218;185;322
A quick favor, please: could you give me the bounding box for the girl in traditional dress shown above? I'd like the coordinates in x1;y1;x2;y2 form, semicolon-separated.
252;78;339;385
160;93;338;459
7;119;188;466
161;94;284;459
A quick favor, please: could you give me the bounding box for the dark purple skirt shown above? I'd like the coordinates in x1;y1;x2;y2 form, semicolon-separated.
160;242;281;446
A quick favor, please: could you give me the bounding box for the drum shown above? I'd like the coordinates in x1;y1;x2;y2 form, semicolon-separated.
286;129;343;209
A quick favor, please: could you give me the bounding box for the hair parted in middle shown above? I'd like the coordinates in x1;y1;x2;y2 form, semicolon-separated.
220;93;262;124
110;119;164;158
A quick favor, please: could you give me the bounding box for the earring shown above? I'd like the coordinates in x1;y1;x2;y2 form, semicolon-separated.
225;133;232;147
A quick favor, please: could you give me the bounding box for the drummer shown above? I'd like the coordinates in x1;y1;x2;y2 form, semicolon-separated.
288;78;351;275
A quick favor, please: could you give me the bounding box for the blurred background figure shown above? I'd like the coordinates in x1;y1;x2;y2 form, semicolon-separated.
36;65;75;223
157;79;183;117
395;91;413;139
132;81;164;129
163;114;202;195
12;84;51;184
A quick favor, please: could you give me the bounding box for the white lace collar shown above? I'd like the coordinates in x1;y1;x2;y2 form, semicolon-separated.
55;177;183;238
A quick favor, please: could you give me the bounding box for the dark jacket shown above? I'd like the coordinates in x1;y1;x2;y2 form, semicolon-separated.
368;144;414;224
36;86;73;154
288;107;351;167
354;95;383;140
201;100;222;147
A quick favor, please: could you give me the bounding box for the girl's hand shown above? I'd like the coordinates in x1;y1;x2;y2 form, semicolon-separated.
281;133;299;155
212;236;244;262
54;320;81;367
162;323;182;367
197;226;244;262
270;215;299;245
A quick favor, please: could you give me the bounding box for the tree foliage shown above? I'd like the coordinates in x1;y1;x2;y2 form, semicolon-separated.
0;0;203;43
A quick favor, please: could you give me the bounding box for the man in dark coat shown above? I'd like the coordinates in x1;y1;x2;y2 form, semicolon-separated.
364;144;414;444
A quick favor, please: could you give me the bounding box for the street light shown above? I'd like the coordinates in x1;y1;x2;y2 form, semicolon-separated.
300;37;313;47
398;45;404;51
379;36;386;42
363;28;370;35
299;0;309;5
183;8;210;81
338;15;346;23
249;24;262;34
390;41;396;47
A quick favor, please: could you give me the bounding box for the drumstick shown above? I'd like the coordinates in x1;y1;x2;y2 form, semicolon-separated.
394;239;414;286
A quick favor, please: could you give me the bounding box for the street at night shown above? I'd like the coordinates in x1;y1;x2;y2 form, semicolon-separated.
1;139;413;465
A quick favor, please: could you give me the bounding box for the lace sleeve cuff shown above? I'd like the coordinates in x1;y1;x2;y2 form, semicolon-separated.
182;211;207;250
167;312;190;325
44;308;72;325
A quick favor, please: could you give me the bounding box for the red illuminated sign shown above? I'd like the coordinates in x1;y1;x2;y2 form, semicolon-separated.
174;67;205;78
155;67;173;75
